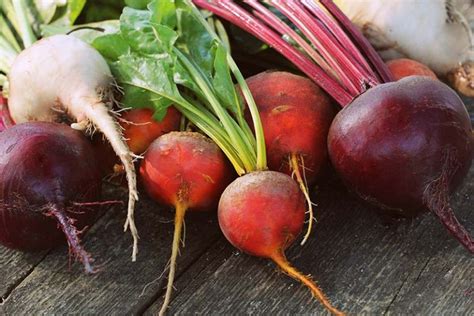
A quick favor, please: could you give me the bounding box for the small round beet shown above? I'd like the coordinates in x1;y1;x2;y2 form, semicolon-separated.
386;58;437;81
0;122;103;272
245;71;336;245
328;77;473;252
245;71;335;184
140;132;232;210
121;107;181;155
219;171;305;257
219;171;343;315
140;131;233;315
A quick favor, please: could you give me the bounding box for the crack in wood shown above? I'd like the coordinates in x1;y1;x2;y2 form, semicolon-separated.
0;194;118;308
383;273;411;316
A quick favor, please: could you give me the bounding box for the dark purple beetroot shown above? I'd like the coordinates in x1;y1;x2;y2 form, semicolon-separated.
328;77;473;252
0;122;102;272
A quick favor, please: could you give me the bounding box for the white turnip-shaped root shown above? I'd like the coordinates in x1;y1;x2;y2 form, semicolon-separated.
7;34;139;260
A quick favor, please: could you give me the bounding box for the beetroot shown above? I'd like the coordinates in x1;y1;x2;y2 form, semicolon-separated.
140;132;233;315
245;71;335;183
386;58;437;81
0;122;103;272
219;171;343;315
328;77;473;252
120;107;181;155
245;71;336;244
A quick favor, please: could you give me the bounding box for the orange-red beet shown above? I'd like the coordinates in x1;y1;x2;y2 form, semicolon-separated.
219;171;305;257
121;107;181;155
245;71;335;184
387;58;437;81
245;71;335;245
218;171;343;315
140;132;232;210
140;132;233;315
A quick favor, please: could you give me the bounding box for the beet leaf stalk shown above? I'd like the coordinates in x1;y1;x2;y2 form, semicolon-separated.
193;0;393;106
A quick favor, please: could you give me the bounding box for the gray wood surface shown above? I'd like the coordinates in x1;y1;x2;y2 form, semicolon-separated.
0;99;472;315
1;169;471;315
146;170;473;315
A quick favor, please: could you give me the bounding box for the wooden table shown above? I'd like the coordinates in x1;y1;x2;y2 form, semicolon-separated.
1;101;473;315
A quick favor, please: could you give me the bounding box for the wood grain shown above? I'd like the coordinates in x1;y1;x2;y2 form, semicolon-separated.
0;187;222;315
147;170;473;315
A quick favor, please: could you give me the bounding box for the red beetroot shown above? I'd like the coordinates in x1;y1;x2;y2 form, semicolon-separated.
328;77;473;252
386;58;437;80
219;171;343;315
120;107;181;155
140;132;233;315
94;107;182;180
245;71;336;244
0;122;103;272
245;71;335;183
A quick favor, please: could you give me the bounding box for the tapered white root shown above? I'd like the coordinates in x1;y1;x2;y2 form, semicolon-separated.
159;203;187;316
80;103;139;261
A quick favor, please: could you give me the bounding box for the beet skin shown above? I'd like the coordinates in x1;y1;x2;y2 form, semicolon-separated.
328;77;473;252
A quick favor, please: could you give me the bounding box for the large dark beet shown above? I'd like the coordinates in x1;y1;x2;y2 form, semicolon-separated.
0;122;102;272
328;77;473;252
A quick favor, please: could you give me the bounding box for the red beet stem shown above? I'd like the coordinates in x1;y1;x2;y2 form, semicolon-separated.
247;1;337;80
272;1;374;95
300;0;378;85
270;1;358;95
194;0;353;106
0;94;13;132
318;0;393;83
45;205;96;273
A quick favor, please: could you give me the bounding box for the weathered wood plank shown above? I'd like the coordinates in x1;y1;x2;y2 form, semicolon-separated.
0;248;47;301
0;185;118;303
144;238;234;315
0;191;222;315
385;178;474;315
150;168;473;315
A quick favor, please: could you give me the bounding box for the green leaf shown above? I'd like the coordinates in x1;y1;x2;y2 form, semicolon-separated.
92;32;129;60
175;9;215;74
68;0;86;24
120;85;173;120
47;0;86;27
149;0;176;28
124;0;150;10
120;7;163;55
114;53;181;104
90;0;266;173
212;44;242;116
